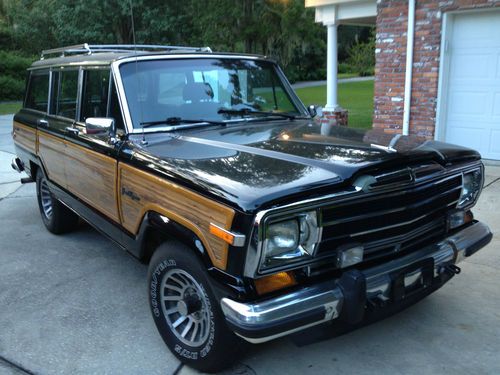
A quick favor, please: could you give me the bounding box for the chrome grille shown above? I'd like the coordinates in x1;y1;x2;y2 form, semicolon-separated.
317;174;463;263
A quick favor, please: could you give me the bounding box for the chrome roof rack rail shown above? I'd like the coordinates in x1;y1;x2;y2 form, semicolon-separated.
40;44;212;60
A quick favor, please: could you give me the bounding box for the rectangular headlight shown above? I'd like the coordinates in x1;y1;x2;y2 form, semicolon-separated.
458;168;483;209
260;211;321;271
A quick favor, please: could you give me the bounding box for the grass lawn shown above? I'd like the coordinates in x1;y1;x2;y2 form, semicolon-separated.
0;101;22;115
295;80;374;129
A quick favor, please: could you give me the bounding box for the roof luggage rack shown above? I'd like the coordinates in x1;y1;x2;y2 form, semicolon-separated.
40;43;212;59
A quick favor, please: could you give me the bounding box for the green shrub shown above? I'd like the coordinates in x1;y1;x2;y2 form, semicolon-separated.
0;76;26;101
338;63;354;74
0;51;33;100
0;51;33;81
346;38;375;77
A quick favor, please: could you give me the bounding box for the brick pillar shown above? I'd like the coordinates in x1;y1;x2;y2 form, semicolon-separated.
373;0;408;135
317;108;348;135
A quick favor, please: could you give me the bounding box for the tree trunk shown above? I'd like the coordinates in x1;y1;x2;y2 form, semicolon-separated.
243;0;253;53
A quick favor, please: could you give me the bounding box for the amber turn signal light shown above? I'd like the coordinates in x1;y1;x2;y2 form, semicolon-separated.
254;271;297;295
209;223;246;247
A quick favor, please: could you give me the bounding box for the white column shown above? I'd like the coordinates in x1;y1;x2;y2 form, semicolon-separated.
325;22;339;111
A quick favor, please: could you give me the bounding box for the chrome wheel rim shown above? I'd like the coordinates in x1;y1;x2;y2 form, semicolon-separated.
40;179;53;220
160;269;210;347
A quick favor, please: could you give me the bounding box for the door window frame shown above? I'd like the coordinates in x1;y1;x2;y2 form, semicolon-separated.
24;69;51;114
78;66;113;124
48;66;83;122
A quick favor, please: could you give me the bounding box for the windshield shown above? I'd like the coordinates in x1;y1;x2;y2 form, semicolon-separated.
118;58;305;128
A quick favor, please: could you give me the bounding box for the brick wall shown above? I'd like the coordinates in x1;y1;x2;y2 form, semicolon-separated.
373;0;500;138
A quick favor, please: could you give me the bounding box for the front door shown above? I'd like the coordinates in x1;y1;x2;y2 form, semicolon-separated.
64;68;121;223
38;68;79;188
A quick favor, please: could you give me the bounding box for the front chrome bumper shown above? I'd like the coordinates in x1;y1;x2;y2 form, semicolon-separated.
221;221;492;343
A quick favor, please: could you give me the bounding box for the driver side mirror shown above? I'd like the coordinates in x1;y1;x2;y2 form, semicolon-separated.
308;105;322;118
85;117;117;144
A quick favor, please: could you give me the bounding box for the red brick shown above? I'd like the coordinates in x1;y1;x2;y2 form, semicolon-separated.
373;0;499;139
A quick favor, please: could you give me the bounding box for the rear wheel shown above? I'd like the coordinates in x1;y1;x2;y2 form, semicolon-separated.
148;242;243;373
36;169;79;234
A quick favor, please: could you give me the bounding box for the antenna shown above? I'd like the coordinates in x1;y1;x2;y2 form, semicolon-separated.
129;0;148;145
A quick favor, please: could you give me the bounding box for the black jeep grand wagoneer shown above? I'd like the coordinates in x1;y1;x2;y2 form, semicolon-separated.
11;44;492;372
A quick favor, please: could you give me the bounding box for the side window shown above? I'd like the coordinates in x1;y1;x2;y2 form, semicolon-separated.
25;72;49;112
109;81;125;132
81;69;110;121
55;70;79;119
247;69;296;113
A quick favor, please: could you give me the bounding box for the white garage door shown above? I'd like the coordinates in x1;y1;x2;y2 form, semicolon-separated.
443;11;500;160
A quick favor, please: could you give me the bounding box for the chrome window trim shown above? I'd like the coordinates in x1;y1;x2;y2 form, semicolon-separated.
110;54;308;135
243;161;483;278
46;70;53;114
75;66;84;122
110;60;133;134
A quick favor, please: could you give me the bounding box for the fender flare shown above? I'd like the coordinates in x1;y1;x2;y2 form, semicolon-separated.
136;211;215;269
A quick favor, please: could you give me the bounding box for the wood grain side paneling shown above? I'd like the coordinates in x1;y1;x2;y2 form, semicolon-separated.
65;142;120;222
119;163;235;270
12;121;37;154
38;131;66;187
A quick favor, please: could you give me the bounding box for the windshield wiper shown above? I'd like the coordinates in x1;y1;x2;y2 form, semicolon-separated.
217;108;304;120
140;117;226;128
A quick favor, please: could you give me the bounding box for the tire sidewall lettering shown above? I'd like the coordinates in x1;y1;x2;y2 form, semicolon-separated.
149;258;215;361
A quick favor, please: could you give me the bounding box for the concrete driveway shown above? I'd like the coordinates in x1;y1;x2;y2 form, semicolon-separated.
1;114;499;375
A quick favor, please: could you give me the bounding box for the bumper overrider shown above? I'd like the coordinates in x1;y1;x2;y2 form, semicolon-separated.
221;221;492;343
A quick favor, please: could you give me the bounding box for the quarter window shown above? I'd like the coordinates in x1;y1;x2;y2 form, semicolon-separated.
81;69;110;121
25;72;49;112
109;81;125;131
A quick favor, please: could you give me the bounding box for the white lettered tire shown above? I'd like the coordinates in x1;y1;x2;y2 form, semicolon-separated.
147;242;243;373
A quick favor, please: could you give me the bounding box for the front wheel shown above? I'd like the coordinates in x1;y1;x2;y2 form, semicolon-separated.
148;242;243;373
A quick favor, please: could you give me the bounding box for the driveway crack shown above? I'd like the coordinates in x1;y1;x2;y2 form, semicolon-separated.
0;353;37;375
483;176;500;189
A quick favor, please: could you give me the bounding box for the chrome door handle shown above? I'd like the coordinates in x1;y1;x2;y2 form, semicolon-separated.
65;126;79;136
37;119;49;128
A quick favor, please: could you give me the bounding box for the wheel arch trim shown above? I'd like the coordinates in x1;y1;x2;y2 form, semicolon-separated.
137;210;216;268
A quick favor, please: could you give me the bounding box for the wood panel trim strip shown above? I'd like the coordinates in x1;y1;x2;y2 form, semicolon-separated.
118;163;235;270
12;121;37;154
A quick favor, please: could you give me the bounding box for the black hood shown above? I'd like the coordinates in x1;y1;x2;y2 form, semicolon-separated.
128;120;481;212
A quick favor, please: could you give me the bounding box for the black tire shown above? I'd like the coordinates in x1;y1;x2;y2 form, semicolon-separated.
148;242;244;373
36;169;79;234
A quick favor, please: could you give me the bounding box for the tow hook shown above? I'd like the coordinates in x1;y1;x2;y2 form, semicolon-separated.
439;264;461;276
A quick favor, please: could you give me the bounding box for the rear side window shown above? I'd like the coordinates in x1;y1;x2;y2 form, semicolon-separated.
54;70;79;119
25;72;49;112
81;69;110;121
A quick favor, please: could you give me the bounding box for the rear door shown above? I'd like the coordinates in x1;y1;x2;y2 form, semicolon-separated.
38;68;80;188
64;67;121;223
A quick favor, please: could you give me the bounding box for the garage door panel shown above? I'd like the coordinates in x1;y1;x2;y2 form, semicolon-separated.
444;10;500;160
452;12;500;47
446;126;483;151
493;93;500;116
449;54;490;79
448;91;488;116
488;130;500;156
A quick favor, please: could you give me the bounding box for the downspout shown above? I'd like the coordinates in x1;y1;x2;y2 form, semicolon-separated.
402;0;416;136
